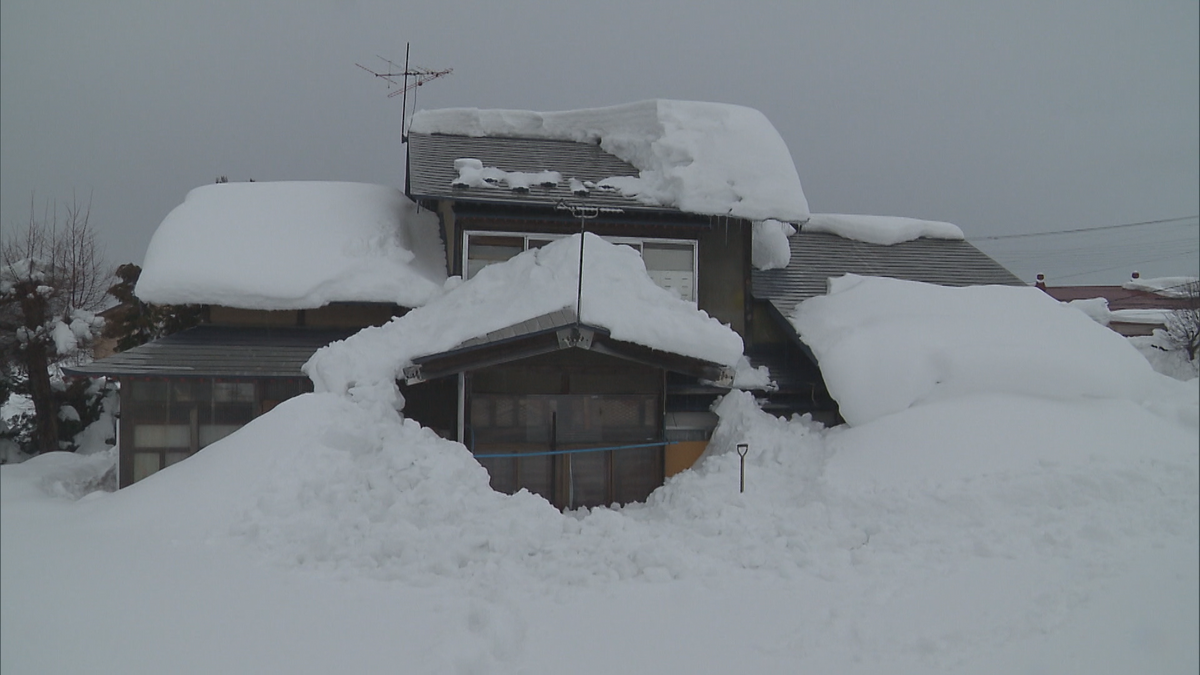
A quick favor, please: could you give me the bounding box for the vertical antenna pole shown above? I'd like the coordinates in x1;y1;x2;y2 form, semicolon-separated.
401;42;411;142
576;217;586;319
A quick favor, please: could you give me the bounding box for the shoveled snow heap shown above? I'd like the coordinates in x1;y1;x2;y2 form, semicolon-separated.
804;213;965;245
792;274;1186;426
305;233;744;405
410;99;810;223
136;182;447;310
3;266;1197;674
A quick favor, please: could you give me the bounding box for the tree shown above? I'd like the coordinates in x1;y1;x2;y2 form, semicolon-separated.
1163;280;1200;362
1;196;109;455
103;263;202;352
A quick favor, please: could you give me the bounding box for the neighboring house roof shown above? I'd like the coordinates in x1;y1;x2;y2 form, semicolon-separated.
62;325;355;379
408;132;679;216
751;230;1025;319
1040;286;1194;312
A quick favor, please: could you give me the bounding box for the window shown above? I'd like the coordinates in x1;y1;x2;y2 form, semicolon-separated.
463;230;698;303
122;377;308;486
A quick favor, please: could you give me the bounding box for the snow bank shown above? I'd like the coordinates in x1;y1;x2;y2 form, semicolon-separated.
0;449;115;502
3;344;1198;674
136;182;447;310
751;219;795;270
411;99;809;222
792;275;1175;426
804;213;964;245
305;233;744;404
1130;332;1200;381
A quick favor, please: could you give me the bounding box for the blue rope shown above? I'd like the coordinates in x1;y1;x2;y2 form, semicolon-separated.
473;440;667;459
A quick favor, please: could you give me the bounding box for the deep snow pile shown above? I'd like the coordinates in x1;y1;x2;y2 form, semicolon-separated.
791;274;1190;426
136;182;447;310
410;100;810;223
4;384;1196;673
305;233;744;405
804;213;964;245
4;269;1198;674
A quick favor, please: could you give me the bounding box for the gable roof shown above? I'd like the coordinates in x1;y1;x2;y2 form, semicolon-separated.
403;307;733;385
62;325;355;379
752;230;1025;318
408;132;678;215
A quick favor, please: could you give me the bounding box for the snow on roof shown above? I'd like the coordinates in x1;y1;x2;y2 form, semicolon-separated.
803;214;965;246
792;274;1170;426
305;233;744;403
410;99;809;223
751;219;795;270
1065;298;1174;327
136;182;447;310
1123;276;1198;298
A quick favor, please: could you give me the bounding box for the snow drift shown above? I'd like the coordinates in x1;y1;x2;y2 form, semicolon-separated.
792;274;1187;426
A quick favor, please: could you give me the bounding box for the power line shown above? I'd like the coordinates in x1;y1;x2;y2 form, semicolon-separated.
1036;249;1199;282
972;215;1199;242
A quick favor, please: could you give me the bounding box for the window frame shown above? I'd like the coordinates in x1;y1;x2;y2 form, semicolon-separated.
461;229;699;303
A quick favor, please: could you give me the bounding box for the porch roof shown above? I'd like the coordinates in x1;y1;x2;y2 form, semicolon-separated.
62;325;355;379
404;308;733;386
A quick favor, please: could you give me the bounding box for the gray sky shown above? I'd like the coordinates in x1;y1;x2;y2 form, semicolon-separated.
2;0;1197;286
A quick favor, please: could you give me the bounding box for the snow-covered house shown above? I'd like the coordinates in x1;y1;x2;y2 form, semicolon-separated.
64;182;449;487
67;99;1022;506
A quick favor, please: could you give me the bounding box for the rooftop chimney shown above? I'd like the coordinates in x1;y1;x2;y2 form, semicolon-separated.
1035;273;1047;290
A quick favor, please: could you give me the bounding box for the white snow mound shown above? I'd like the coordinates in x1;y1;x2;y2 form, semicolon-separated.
136;182;447;310
410;99;809;222
804;213;964;245
305;233;744;405
792;274;1182;426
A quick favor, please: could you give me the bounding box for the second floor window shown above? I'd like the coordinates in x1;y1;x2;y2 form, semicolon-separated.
463;231;698;303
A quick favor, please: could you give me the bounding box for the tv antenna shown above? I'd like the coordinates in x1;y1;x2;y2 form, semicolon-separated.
356;43;452;142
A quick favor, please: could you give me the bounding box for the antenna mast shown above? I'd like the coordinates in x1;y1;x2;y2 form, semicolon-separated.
356;42;452;142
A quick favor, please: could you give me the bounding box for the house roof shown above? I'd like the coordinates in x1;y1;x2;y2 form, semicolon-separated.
62;325;355;379
408;132;681;215
751;230;1025;317
406;100;810;222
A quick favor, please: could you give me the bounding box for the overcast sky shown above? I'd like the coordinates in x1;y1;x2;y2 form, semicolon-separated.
2;0;1197;286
